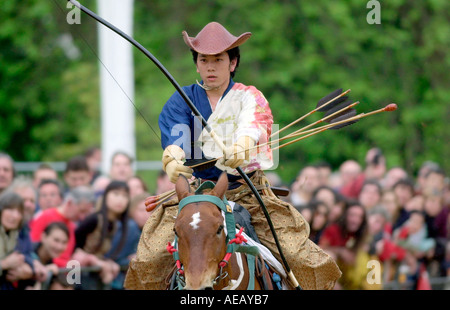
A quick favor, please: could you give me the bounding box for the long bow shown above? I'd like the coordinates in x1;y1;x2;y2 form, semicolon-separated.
67;0;301;290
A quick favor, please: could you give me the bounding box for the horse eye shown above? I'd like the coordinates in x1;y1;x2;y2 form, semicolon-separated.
173;228;178;236
216;225;224;235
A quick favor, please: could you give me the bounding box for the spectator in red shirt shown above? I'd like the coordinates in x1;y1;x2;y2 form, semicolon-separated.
29;186;96;268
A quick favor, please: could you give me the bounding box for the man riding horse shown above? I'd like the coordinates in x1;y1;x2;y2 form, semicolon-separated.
124;22;341;290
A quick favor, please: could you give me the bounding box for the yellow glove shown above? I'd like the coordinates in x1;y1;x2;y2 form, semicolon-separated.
162;145;193;183
222;136;256;169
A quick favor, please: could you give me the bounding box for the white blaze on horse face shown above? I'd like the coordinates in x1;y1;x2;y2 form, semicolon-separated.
190;212;201;230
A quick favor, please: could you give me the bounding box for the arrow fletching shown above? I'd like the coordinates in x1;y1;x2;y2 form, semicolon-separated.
328;109;359;129
316;88;349;112
323;99;356;120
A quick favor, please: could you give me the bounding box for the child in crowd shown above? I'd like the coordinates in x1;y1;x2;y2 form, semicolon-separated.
392;210;436;283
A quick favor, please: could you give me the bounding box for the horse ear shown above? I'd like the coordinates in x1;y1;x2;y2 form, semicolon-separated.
211;172;228;199
175;174;192;201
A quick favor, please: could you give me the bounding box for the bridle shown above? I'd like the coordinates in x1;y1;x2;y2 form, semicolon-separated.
167;181;259;289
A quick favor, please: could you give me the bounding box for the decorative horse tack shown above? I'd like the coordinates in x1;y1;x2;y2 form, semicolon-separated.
169;174;260;290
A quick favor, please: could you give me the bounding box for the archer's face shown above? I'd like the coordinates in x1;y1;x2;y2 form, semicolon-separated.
196;52;237;92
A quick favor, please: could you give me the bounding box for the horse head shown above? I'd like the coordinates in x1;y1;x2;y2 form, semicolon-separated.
174;173;229;290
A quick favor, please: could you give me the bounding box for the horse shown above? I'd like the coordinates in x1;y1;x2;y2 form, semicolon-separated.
169;172;271;290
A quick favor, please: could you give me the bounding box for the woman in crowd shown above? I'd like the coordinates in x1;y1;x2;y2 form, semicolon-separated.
73;180;131;288
319;201;369;289
0;192;35;289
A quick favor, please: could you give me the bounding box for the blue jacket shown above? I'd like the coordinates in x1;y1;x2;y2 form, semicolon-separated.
158;79;238;181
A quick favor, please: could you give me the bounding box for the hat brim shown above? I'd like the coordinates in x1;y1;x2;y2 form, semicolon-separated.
182;22;251;55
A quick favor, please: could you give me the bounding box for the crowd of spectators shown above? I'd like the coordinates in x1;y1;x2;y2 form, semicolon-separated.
0;148;173;290
0;146;448;290
283;147;449;290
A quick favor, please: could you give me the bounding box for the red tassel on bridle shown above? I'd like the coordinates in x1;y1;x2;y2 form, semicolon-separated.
167;242;184;275
167;228;247;274
219;227;247;268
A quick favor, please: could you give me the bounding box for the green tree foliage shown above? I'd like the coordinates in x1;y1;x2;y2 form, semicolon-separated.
0;0;448;183
0;0;100;161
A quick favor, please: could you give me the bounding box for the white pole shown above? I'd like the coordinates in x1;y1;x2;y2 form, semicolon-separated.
97;0;135;175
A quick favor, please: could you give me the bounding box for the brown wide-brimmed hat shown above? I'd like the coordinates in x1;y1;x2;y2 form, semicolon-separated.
182;22;251;55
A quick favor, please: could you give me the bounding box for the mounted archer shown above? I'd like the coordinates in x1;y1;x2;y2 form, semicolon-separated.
158;22;273;183
124;22;342;290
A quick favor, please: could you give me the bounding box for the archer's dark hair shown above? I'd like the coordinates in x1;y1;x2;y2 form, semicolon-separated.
191;46;241;78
